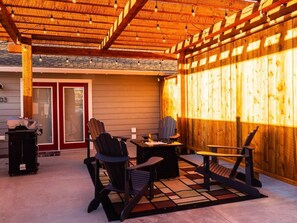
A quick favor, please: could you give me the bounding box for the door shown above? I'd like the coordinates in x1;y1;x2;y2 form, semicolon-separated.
33;82;89;150
33;82;58;151
59;83;89;149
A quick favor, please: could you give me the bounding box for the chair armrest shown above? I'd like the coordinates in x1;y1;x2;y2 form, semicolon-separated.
208;145;242;150
113;136;130;142
127;157;163;170
95;153;129;163
170;133;180;141
196;151;248;158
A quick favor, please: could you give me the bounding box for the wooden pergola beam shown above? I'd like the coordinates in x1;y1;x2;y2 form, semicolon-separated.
101;0;149;50
31;34;102;44
0;0;19;43
167;0;292;54
7;44;177;60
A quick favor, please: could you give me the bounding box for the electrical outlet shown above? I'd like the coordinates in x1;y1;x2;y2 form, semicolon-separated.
131;127;136;133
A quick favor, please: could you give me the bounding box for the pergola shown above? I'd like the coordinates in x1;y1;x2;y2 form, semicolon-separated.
0;0;294;118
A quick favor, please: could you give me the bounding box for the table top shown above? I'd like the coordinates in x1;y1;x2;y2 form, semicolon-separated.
130;139;183;148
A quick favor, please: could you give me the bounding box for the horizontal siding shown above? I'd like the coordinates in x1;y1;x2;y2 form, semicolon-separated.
92;75;161;141
0;73;21;156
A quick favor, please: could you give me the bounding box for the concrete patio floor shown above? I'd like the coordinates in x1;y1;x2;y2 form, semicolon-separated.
1;149;297;223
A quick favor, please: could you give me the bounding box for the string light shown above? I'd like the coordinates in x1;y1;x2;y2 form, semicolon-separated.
89;58;93;64
154;1;158;12
162;37;166;42
43;27;47;34
16;35;20;45
114;0;118;9
66;58;69;63
77;31;80;36
156;23;160;30
136;34;139;40
137;60;140;65
50;14;54;21
39;56;42;62
191;6;195;17
115;60;118;65
11;9;15;17
225;10;228;19
89;17;92;24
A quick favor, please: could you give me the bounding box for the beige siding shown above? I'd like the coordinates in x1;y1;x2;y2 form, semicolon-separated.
0;73;21;156
0;72;160;156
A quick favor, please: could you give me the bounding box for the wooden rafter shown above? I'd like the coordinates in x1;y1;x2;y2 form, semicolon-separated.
7;44;177;60
0;0;19;44
101;0;149;50
167;0;293;54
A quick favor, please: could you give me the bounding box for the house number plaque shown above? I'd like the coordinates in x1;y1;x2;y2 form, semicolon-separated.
0;97;8;103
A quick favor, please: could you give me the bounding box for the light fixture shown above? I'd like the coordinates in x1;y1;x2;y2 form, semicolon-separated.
162;37;166;42
89;58;93;64
89;17;92;24
137;60;140;65
50;14;54;21
39;56;42;62
136;34;139;40
16;35;20;45
11;9;15;17
66;58;69;63
115;60;118;65
156;23;160;30
77;31;80;36
114;0;118;9
154;1;158;12
43;27;47;34
191;6;195;17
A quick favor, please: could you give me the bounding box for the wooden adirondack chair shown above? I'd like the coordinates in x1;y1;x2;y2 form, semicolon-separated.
87;133;163;222
143;116;180;142
84;118;106;184
85;118;130;185
196;126;262;197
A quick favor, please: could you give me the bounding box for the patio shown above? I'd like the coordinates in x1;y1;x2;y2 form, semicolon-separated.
1;149;297;223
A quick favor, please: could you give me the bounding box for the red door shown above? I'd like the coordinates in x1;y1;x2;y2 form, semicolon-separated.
33;82;58;151
59;83;89;149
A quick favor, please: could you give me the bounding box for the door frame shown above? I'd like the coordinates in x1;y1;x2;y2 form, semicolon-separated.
29;78;93;151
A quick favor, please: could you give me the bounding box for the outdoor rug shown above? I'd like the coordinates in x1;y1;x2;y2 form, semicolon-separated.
100;159;266;221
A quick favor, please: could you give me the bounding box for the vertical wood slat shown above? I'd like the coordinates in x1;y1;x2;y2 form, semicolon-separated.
22;44;33;119
162;16;297;184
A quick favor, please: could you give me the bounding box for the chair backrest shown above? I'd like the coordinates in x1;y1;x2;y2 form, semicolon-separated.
87;118;106;152
230;126;259;177
158;116;176;139
242;126;259;147
96;133;128;190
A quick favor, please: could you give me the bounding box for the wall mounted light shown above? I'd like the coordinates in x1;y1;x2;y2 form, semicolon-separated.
154;1;158;12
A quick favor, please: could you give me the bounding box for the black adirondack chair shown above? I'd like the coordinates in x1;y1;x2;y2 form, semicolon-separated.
87;133;163;222
196;126;262;197
143;116;180;142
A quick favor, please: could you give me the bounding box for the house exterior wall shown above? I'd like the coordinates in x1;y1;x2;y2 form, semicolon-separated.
0;72;161;157
0;73;21;156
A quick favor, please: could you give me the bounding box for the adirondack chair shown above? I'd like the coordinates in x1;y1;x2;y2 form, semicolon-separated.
87;133;163;222
85;118;130;185
196;126;262;197
143;116;180;142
